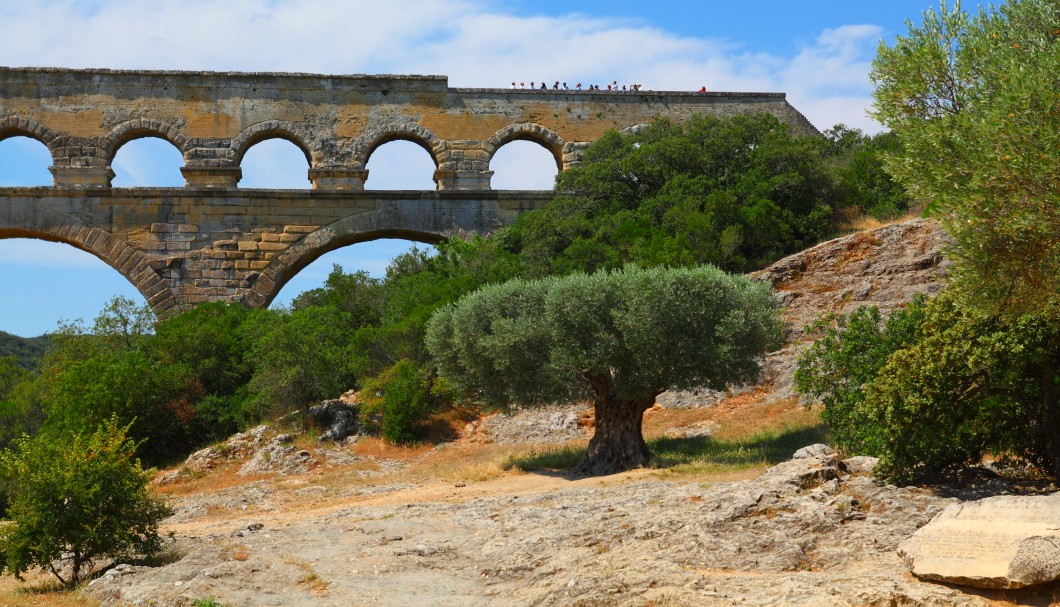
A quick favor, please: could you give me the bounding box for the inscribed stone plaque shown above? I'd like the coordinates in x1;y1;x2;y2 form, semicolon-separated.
898;493;1060;589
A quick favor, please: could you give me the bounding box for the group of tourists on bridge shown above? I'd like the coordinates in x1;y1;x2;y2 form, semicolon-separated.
511;80;647;91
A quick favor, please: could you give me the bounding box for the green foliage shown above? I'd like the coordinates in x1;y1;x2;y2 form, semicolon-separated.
30;298;264;465
0;418;172;586
0;357;44;452
245;305;358;417
293;265;383;327
35;298;196;465
0;332;50;371
358;359;443;443
821;125;912;220
427;265;782;473
428;265;781;406
794;296;929;453
506;113;835;276
0;356;31;404
379;360;433;444
152;302;259;433
863;295;1060;482
796;291;1060;483
871;0;1060;317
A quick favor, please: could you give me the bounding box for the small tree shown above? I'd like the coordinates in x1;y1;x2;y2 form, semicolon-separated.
0;418;172;586
426;265;781;475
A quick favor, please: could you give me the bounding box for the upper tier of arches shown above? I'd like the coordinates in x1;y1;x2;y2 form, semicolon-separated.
0;115;600;191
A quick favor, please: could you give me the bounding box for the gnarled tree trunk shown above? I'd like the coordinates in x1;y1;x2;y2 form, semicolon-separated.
574;393;656;476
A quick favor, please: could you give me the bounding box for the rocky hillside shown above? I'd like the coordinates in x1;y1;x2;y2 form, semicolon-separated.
79;218;1059;607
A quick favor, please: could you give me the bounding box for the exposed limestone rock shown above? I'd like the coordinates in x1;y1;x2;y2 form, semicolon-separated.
238;434;315;476
91;449;1008;607
477;403;591;445
793;443;836;459
307;397;360;442
752;218;950;401
898;493;1060;589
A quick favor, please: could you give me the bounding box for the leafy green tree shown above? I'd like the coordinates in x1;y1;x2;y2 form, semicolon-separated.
245;306;357;417
292;265;383;327
507;113;835;276
0;418;172;586
152;302;260;433
426;265;782;475
35;298;199;465
871;0;1060;317
821;125;912;220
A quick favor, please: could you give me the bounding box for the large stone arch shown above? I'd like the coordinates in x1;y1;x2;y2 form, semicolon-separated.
485;123;566;171
0;203;176;314
104;118;190;165
243;208;459;308
356;123;443;169
232;120;316;168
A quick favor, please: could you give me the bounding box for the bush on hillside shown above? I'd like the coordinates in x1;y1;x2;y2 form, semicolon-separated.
0;418;171;586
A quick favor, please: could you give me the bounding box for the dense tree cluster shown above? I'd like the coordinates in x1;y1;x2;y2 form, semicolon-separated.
797;0;1060;483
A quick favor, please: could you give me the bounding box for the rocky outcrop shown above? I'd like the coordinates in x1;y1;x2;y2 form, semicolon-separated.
753;217;950;401
307;391;360;442
237;434;315;476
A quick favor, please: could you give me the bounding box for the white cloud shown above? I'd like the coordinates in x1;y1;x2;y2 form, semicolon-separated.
0;1;883;132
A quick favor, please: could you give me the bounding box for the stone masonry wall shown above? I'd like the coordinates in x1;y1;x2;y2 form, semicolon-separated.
0;67;819;313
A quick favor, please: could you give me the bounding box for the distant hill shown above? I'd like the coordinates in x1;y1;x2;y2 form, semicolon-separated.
0;331;51;370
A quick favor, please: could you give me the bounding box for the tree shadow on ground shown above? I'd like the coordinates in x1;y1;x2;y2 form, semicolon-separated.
504;423;830;475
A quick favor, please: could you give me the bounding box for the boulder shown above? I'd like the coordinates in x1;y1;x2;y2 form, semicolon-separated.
898;493;1060;589
307;400;359;441
793;443;836;459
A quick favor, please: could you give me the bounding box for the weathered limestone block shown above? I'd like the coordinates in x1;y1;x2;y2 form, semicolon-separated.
898;493;1060;589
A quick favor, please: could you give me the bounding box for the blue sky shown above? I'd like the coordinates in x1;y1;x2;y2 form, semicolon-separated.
0;0;976;336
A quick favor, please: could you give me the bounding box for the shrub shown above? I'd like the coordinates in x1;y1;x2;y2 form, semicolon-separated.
0;418;172;586
359;360;435;444
796;291;1060;483
794;296;928;454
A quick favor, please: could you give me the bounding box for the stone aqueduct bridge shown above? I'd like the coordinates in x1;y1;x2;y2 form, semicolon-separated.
0;67;816;314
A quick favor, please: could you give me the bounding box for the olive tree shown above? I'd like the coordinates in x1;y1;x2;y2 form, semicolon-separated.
425;265;781;475
871;0;1060;317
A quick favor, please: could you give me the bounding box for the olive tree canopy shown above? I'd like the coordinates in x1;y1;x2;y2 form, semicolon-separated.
425;265;781;475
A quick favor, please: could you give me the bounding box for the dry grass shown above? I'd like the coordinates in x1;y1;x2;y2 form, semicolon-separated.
834;207;923;234
0;571;99;607
349;437;432;460
155;461;263;498
284;558;329;593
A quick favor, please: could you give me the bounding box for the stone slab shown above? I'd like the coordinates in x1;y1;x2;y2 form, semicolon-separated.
898;493;1060;589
